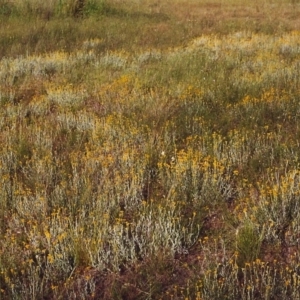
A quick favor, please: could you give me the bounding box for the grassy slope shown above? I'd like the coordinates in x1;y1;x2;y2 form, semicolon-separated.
0;0;300;299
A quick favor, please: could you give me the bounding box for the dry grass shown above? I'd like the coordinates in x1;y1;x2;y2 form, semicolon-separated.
0;0;300;299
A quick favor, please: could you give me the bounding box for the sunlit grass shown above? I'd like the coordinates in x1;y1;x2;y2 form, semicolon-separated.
0;0;300;298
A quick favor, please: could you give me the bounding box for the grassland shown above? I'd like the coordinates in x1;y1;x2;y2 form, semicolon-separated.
0;0;300;299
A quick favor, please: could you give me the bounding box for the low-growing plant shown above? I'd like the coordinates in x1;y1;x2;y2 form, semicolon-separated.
1;0;300;298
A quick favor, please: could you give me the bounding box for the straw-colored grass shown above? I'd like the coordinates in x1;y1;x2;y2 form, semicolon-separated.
0;0;300;299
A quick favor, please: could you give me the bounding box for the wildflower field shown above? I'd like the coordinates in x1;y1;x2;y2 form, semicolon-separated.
0;0;300;299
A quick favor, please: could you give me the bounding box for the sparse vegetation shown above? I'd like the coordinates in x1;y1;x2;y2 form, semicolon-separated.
0;0;300;299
